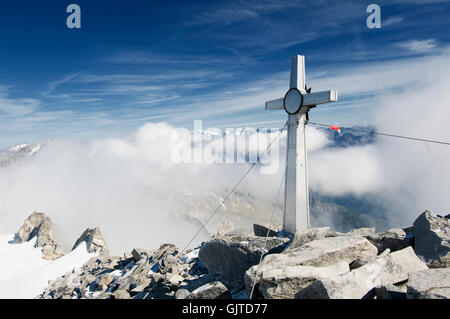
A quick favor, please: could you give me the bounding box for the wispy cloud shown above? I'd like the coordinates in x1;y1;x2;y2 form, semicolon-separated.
0;87;40;116
396;39;438;53
382;16;404;27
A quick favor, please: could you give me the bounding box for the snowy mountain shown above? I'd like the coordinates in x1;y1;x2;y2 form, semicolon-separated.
0;142;47;167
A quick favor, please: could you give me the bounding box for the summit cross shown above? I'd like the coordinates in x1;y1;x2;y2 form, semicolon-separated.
265;55;338;234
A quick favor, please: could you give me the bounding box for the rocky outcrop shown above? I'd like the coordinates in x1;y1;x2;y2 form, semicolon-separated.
72;227;109;255
407;268;450;299
413;210;450;268
296;247;428;299
40;243;212;299
30;209;448;300
16;212;64;260
198;231;289;289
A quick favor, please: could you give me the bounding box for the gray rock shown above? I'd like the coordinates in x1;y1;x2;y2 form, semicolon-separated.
266;236;378;268
407;268;450;299
413;210;450;268
245;236;376;295
253;224;278;237
185;281;231;299
255;262;350;299
287;227;330;250
366;229;411;254
16;212;64;260
72;227;109;254
296;247;428;299
198;231;290;288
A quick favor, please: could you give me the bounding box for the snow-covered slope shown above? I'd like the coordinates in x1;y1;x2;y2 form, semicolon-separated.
0;142;46;167
0;234;96;299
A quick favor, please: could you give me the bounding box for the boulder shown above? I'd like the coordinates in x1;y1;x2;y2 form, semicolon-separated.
245;236;377;295
366;229;411;254
253;224;278;237
413;210;450;268
296;247;428;299
185;281;232;299
72;227;109;254
407;268;450;299
287;227;330;250
16;212;64;260
198;231;290;288
255;262;350;299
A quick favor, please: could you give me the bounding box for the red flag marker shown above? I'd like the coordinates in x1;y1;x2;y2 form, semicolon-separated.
330;125;341;133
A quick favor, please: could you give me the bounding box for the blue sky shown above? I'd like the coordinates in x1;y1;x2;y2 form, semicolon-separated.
0;0;449;147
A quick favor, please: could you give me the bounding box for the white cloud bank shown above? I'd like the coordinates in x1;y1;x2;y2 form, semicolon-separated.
1;51;450;253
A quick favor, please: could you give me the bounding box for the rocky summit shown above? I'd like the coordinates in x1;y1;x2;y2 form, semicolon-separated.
16;212;64;260
8;210;450;299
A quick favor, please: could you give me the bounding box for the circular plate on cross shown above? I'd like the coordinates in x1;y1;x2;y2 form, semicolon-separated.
283;88;303;114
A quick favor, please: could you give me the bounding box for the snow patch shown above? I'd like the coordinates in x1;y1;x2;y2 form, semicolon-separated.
0;233;96;299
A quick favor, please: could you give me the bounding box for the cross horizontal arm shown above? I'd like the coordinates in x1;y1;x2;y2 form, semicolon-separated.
265;90;338;110
303;90;338;107
265;98;284;110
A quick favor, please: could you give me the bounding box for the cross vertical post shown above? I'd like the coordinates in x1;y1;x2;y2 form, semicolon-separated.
284;55;309;234
265;54;338;234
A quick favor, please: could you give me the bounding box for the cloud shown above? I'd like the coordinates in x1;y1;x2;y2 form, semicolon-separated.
396;39;438;53
307;48;450;226
0;87;40;116
382;16;404;27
